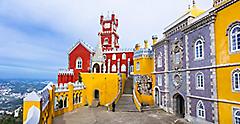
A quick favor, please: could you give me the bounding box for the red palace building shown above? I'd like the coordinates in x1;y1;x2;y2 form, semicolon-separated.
58;13;134;84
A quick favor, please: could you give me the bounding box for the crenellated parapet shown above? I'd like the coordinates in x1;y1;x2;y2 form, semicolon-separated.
23;82;87;123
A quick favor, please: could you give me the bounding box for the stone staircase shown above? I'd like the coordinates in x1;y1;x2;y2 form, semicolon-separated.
123;76;133;94
115;76;137;112
115;94;138;112
141;105;162;112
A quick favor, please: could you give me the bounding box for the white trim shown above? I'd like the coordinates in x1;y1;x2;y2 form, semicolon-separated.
121;64;126;72
112;64;116;72
112;54;116;60
233;108;240;124
187;95;240;105
232;68;240;91
195;72;204;90
69;41;94;54
136;62;140;71
157;52;163;68
152;62;240;74
230;25;240;53
76;57;82;69
196;100;206;119
194;39;204;60
122;53;126;60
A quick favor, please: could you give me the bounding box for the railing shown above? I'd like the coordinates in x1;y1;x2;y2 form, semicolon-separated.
105;74;123;111
133;89;142;112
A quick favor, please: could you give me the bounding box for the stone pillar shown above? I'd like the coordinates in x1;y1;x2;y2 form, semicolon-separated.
68;83;74;112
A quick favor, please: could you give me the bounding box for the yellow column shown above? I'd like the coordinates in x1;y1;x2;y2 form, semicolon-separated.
68;83;74;112
48;85;54;123
23;91;41;123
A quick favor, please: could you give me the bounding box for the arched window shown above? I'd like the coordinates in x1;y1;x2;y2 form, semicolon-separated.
196;72;204;90
233;69;240;91
136;62;140;71
121;64;126;72
195;39;204;59
104;38;109;45
196;100;205;119
112;54;116;60
230;25;240;52
122;53;126;60
112;64;116;72
76;58;82;69
234;110;240;124
157;53;162;67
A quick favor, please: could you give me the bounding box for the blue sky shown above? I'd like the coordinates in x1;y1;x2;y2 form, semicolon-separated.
0;0;212;79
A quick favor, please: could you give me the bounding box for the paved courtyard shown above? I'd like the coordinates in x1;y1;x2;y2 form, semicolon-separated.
54;107;182;124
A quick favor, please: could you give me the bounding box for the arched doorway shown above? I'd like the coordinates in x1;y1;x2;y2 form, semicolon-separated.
93;63;100;73
94;90;100;100
173;93;185;117
155;87;160;107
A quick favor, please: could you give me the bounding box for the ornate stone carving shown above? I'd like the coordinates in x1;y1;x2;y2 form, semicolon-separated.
171;38;184;70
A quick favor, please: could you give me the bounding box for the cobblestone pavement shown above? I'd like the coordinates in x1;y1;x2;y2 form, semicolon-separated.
54;107;182;124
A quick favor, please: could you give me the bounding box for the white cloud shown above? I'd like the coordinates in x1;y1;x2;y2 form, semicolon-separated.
0;0;212;79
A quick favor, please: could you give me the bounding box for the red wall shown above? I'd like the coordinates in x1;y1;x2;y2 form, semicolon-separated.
68;43;91;81
104;51;133;75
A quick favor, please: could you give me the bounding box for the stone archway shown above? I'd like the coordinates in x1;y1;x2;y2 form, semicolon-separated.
173;93;185;118
93;63;100;73
155;87;160;107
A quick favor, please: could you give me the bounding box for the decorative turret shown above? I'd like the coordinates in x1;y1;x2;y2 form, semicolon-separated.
144;40;149;49
152;35;158;45
98;13;119;51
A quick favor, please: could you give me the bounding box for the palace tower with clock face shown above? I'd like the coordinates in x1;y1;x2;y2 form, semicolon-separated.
99;14;119;51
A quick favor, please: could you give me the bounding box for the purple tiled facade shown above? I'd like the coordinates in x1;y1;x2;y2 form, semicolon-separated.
152;10;217;124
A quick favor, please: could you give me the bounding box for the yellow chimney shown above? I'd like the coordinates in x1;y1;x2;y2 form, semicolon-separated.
135;43;140;51
144;40;148;48
152;35;158;45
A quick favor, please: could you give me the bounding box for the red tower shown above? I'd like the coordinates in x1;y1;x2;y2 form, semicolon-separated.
99;14;119;51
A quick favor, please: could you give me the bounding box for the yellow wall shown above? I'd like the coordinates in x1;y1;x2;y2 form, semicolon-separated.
133;57;154;75
215;1;240;65
81;73;121;106
215;1;240;123
218;102;240;123
23;101;41;122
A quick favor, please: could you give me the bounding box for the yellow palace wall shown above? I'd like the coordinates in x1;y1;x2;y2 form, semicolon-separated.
133;57;154;75
133;56;154;106
215;1;240;123
81;73;125;106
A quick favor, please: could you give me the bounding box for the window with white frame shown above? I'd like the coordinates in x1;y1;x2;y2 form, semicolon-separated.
234;110;240;124
157;53;162;67
230;25;240;52
157;74;162;86
233;69;240;91
76;58;82;69
122;53;126;60
195;39;204;59
121;64;126;72
136;62;140;71
112;64;116;72
112;54;116;60
104;38;109;45
196;72;204;89
196;100;205;119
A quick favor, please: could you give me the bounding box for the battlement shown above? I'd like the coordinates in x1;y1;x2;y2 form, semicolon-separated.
103;48;134;53
58;69;74;75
